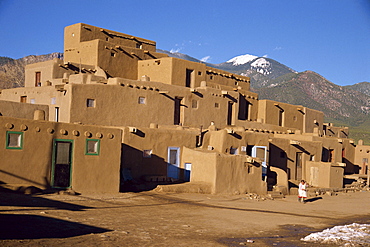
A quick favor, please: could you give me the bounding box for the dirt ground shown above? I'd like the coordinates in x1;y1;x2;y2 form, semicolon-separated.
0;187;370;247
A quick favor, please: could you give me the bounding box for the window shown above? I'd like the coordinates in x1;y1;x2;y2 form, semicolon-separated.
198;71;202;76
6;131;23;150
138;97;146;104
143;150;152;158
30;99;35;104
278;109;284;126
87;99;95;107
51;97;56;105
191;100;198;108
20;96;27;103
35;72;41;87
230;147;238;155
246;145;253;156
110;52;116;57
136;43;142;49
55;107;59;122
246;163;254;174
85;139;100;155
215;102;219;108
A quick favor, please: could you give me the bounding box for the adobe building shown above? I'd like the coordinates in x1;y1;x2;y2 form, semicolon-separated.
354;140;370;176
0;115;122;193
0;23;368;194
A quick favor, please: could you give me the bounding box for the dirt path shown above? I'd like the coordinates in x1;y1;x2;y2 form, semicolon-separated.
1;189;370;246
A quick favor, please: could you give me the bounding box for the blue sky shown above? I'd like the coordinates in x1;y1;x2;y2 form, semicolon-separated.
0;0;369;86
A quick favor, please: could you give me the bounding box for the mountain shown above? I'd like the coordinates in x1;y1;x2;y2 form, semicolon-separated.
345;82;370;96
156;49;203;63
254;71;370;124
157;51;297;90
0;53;63;89
157;51;370;143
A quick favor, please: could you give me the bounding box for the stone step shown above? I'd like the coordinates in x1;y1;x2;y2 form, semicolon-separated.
154;182;212;194
267;191;285;199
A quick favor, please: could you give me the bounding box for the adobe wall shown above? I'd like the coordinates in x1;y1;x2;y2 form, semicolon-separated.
306;161;344;188
319;137;345;162
67;81;255;129
323;124;349;139
0;85;72;123
182;148;217;187
341;139;357;173
205;129;271;156
0;100;49;120
121;126;198;180
354;141;370;175
269;136;322;181
205;67;250;91
0;116;122;193
64;23;168;79
258;100;327;135
214;153;266;194
304;107;324;134
138;57;206;87
182;148;266;194
138;57;250;90
64;23;157;54
25;58;75;88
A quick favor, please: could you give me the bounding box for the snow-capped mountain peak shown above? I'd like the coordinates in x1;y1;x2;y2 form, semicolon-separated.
227;54;258;66
251;58;272;75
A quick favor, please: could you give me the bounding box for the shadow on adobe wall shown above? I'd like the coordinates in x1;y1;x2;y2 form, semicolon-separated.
343;157;360;175
120;144;187;193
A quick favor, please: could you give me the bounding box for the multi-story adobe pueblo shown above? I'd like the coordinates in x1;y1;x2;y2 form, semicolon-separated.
0;23;369;194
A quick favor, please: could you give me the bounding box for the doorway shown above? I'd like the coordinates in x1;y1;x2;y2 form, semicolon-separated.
185;69;194;88
251;146;267;180
184;163;192;182
227;101;234;125
295;152;302;180
167;147;180;179
174;97;183;125
52;139;73;188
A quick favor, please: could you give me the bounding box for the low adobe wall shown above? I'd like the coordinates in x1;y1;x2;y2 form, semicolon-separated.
182;147;266;194
306;161;344;188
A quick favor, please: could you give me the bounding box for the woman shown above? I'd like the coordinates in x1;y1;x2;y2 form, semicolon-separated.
298;180;307;203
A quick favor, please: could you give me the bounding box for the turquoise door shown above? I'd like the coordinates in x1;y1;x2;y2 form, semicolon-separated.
52;139;73;188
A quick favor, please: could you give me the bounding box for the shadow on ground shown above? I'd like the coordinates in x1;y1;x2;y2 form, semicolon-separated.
0;189;91;212
0;214;110;240
305;197;323;203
